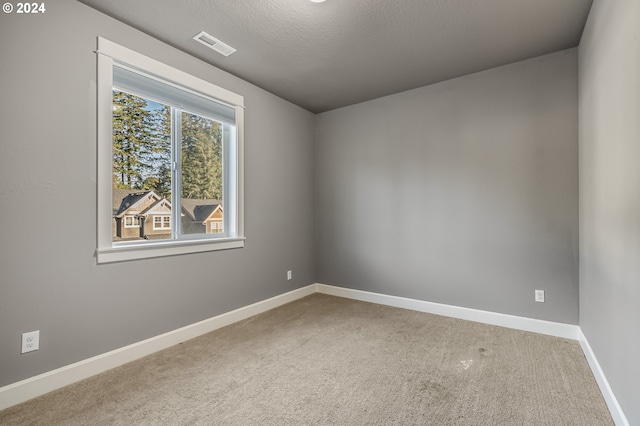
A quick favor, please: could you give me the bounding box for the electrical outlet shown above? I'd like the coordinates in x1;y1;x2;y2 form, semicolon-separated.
535;290;545;303
287;270;292;280
21;330;40;353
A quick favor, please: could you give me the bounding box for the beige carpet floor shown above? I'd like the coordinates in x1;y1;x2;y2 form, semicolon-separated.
0;293;613;425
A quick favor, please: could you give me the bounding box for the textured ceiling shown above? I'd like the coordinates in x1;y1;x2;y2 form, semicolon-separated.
78;0;593;113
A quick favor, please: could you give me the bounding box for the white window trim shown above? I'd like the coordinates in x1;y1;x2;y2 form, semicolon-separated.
96;37;245;264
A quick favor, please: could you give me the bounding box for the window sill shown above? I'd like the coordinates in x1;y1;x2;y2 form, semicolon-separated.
96;237;245;264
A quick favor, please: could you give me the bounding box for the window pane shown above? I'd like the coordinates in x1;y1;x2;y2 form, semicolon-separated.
112;90;172;243
180;111;224;236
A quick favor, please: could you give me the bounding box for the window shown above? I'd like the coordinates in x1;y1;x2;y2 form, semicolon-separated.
210;221;223;234
153;216;171;230
124;215;140;228
97;38;244;263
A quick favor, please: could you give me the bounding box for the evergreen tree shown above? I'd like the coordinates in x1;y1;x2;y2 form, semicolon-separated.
112;91;160;189
143;105;172;199
180;112;223;200
112;94;221;202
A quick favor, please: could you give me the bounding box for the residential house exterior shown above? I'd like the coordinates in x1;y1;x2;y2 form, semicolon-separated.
113;190;171;240
112;190;223;241
180;198;224;235
138;197;172;240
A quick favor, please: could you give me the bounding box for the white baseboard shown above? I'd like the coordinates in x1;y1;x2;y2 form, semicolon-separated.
1;282;627;426
578;330;629;426
315;283;580;340
0;285;316;411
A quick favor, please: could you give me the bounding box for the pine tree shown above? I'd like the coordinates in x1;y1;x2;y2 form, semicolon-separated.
112;91;160;189
112;94;221;201
142;105;172;199
180;112;223;200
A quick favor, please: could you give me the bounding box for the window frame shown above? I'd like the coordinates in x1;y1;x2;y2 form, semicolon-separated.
96;37;245;264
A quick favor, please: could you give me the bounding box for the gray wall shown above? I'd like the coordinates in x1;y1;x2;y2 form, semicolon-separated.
315;49;579;324
8;4;635;418
579;0;640;424
0;0;315;387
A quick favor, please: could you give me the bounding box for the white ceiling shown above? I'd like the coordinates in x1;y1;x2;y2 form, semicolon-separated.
78;0;593;113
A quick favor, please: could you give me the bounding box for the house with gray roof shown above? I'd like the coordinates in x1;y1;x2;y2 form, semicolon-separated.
113;190;171;240
112;190;223;240
181;198;224;235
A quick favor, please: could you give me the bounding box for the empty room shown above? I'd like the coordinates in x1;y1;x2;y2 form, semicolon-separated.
0;0;638;424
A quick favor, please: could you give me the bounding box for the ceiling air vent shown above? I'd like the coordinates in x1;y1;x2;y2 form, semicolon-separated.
193;31;236;57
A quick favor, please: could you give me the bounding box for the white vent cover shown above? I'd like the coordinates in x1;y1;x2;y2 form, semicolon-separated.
193;31;236;57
